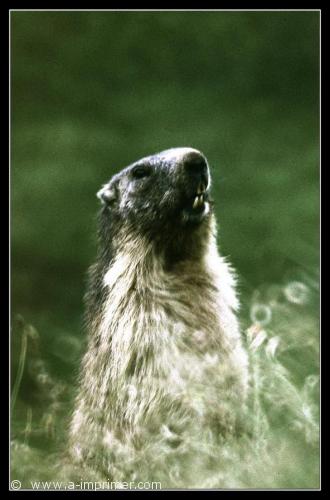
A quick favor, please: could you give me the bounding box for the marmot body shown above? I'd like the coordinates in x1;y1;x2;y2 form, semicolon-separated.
69;148;249;479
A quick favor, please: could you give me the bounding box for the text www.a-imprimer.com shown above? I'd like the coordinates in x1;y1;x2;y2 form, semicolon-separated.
10;479;161;491
29;480;162;491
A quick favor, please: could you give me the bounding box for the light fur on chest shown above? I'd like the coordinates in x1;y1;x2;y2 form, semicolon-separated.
70;229;249;468
90;232;247;428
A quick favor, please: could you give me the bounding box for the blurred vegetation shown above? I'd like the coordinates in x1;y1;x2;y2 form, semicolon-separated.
11;11;319;489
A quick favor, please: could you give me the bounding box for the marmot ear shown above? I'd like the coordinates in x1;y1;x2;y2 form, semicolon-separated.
97;184;117;205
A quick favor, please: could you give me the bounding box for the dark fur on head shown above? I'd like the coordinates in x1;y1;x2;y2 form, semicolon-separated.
96;148;214;262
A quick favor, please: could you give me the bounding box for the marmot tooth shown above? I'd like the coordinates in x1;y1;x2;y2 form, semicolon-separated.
193;196;199;209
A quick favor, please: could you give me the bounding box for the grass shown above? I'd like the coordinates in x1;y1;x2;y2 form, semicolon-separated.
10;276;319;490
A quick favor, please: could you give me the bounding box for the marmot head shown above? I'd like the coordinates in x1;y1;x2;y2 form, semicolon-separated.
97;148;215;260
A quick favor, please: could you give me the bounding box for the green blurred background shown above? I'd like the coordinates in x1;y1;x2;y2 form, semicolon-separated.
10;10;320;488
11;9;319;371
12;9;320;371
11;11;319;333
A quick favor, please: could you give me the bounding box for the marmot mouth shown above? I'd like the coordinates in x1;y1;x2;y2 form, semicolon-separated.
182;182;210;221
190;193;208;214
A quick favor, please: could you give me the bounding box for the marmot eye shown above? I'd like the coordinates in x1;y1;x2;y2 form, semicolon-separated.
132;165;152;179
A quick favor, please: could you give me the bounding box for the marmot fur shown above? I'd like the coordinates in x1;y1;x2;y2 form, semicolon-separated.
69;147;249;481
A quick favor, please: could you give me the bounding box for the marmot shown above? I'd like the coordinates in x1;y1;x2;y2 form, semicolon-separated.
69;147;249;482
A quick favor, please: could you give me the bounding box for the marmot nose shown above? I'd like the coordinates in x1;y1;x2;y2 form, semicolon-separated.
183;152;209;187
